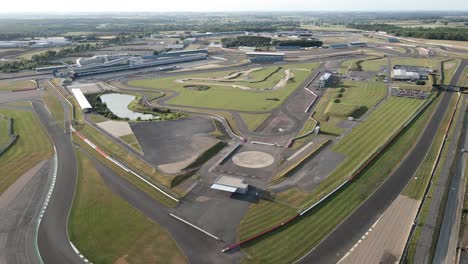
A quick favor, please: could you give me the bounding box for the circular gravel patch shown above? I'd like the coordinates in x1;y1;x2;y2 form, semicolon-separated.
232;151;275;168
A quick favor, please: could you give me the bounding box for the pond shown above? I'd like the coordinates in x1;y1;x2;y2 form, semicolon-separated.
99;93;154;121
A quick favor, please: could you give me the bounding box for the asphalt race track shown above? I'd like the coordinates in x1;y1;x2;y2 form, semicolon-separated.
33;101;84;264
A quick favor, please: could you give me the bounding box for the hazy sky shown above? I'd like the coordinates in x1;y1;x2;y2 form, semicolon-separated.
0;0;467;12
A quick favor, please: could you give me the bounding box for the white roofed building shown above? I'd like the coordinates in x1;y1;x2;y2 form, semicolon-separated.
71;88;92;112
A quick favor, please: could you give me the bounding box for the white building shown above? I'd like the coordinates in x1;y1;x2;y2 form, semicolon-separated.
71;88;92;112
210;175;249;194
391;69;420;81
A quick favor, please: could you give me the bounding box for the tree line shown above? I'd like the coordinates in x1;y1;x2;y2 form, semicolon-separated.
349;23;468;41
0;43;99;73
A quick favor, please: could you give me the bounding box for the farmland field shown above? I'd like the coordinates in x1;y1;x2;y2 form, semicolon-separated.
0;80;36;91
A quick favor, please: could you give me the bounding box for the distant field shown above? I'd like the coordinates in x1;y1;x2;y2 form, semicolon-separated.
128;62;319;112
239;113;270;131
300;24;357;32
69;150;187;264
0;108;52;194
0;80;36;91
19;47;63;60
239;94;437;264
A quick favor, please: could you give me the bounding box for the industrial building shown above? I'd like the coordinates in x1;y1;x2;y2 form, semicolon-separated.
246;51;285;62
391;65;432;81
388;37;400;43
71;89;92;112
391;69;420;81
319;72;333;88
45;49;209;77
210;175;249;194
329;43;350;49
349;42;367;47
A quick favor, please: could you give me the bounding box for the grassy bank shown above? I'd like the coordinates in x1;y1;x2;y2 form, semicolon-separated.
239;113;271;132
238;92;438;264
43;88;65;129
69;150;187;264
0;108;52;194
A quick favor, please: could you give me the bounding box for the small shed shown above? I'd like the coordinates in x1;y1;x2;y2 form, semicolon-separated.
210;175;249;194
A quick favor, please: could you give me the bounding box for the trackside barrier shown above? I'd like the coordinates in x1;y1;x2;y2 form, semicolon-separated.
287;116;318;148
400;92;461;263
222;93;439;254
0;118;18;155
221;214;301;253
71;126;180;203
300;180;349;216
304;89;318;113
218;142;241;165
250;141;281;147
170;213;221;241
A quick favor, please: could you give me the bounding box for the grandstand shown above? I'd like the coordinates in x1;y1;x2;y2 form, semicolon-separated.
246;51;285;62
51;49;209;77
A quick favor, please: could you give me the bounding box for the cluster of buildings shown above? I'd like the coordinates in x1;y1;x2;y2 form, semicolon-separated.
246;51;285;62
37;49;209;77
391;65;432;81
329;41;368;49
0;38;70;49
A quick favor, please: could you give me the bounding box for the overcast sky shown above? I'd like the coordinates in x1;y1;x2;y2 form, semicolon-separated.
0;0;467;12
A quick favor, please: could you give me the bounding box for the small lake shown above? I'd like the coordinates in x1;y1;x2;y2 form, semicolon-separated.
100;93;154;121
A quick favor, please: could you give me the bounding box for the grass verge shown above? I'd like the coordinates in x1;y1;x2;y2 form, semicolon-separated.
69;150;187;264
0;80;36;91
0;107;52;194
239;113;271;132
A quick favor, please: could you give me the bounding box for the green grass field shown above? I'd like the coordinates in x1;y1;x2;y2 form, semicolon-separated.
0;118;10;147
69;150;187;264
0;108;52;194
43;89;65;129
239;113;270;131
308;97;423;205
459;67;468;87
313;80;387;135
128;63;319;112
360;58;388;71
442;59;461;85
239;94;438;264
119;133;143;153
0;80;36;91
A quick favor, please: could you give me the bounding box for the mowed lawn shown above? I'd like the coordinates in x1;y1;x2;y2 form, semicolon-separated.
313;80;387;135
0;108;52;194
0;80;36;91
308;97;423;205
69;150;187;264
239;94;438;264
0;118;10;147
128;63;319;112
239;112;271;131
